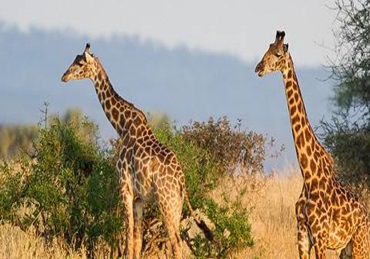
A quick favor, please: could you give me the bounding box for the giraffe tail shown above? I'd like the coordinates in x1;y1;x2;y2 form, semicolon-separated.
184;192;215;242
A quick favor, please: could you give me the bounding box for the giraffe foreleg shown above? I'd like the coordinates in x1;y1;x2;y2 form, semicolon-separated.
117;148;138;258
118;160;136;259
297;219;312;259
310;216;329;259
121;182;135;259
312;234;328;259
133;198;144;258
346;223;369;259
296;192;312;259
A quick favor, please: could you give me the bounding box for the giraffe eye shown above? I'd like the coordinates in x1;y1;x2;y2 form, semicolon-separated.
76;58;87;66
75;55;86;66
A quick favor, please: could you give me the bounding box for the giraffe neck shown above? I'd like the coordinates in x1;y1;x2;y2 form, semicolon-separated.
90;58;151;142
282;55;332;180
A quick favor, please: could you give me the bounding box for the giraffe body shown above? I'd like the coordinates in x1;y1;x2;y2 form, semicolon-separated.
255;31;370;259
61;44;212;258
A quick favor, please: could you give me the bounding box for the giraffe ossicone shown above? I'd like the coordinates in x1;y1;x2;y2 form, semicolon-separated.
255;31;369;259
61;43;213;259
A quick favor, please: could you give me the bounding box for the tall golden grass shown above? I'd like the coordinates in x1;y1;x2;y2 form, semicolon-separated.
218;165;338;259
0;165;347;258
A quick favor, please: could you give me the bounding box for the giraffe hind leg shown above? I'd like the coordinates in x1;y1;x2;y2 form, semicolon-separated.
165;217;182;259
157;191;183;259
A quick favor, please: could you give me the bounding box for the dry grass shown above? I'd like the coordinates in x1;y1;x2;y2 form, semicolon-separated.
207;165;302;259
0;165;349;258
0;224;86;259
237;168;302;259
211;165;338;259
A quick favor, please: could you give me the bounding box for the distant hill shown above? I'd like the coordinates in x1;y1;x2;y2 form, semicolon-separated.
0;23;335;170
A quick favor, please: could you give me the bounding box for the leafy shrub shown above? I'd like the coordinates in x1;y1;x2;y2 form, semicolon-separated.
0;112;123;256
154;119;257;257
0;113;273;257
181;117;279;177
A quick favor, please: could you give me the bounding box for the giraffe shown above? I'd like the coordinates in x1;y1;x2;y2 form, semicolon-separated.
61;43;213;259
255;31;369;259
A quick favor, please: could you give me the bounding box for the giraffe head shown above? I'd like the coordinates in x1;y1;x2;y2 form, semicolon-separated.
255;31;289;77
61;43;97;82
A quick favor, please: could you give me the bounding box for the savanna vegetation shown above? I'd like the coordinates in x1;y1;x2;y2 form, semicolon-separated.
1;1;370;258
0;108;280;258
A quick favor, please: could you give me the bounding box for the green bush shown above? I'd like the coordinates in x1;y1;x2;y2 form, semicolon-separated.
0;113;272;257
182;117;278;177
154;119;256;258
0;113;123;256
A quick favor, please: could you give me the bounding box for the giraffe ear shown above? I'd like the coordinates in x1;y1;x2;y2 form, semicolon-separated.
283;43;289;52
84;43;91;53
84;43;94;62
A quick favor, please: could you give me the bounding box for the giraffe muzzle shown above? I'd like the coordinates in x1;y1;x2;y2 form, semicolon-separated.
61;73;70;82
255;62;265;77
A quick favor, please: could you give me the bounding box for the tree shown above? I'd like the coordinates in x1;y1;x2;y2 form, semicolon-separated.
330;0;370;119
322;0;370;189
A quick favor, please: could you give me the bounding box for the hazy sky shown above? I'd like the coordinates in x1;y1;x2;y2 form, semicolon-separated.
1;0;337;66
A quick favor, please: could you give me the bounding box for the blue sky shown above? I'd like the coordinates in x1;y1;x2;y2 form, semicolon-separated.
1;0;337;67
0;0;340;170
